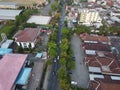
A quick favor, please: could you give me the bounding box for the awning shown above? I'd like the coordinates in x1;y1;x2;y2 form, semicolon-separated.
35;53;42;58
16;68;32;85
0;48;12;55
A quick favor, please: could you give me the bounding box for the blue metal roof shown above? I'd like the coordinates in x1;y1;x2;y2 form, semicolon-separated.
35;53;42;58
0;48;12;55
16;68;32;85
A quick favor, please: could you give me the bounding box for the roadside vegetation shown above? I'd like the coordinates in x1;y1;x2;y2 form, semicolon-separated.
0;9;39;41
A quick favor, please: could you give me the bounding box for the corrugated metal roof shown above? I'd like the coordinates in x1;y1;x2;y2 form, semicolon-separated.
0;9;22;20
89;66;101;73
85;50;96;55
1;40;13;48
89;74;104;80
0;54;27;90
0;9;22;16
36;53;43;58
16;68;32;85
27;15;51;25
0;48;12;55
111;76;120;80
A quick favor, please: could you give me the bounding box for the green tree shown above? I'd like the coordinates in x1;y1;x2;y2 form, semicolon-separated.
60;38;69;52
76;25;90;34
47;42;57;58
58;67;67;80
51;1;57;11
60;57;66;66
59;79;71;90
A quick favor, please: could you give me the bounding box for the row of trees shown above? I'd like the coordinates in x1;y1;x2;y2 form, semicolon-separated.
47;26;75;89
57;28;75;90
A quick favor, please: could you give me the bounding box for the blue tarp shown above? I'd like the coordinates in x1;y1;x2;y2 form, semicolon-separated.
35;53;42;58
16;68;32;85
0;48;12;55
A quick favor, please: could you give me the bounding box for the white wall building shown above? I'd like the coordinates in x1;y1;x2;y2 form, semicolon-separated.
78;9;102;26
87;0;96;2
14;28;40;48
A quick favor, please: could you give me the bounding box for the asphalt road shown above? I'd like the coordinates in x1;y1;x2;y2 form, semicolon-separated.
40;0;54;15
71;34;89;88
47;0;66;90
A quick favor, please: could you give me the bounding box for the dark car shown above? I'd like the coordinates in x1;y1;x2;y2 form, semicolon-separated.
72;56;75;61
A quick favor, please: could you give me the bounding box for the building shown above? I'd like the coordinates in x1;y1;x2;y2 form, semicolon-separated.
86;52;120;90
87;0;96;2
89;74;120;90
27;15;51;25
0;2;18;9
0;9;22;20
110;11;120;16
0;54;32;90
0;48;12;55
78;9;102;26
82;43;111;54
14;28;40;48
80;33;110;44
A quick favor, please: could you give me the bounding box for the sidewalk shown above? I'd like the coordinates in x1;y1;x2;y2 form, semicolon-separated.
43;65;51;90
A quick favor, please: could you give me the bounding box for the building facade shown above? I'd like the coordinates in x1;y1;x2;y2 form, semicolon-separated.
87;0;96;2
78;9;102;25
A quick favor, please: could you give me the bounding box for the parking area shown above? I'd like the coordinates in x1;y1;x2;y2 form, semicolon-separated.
71;34;89;88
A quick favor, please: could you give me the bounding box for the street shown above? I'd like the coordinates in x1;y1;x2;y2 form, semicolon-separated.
71;34;89;88
40;0;54;15
47;0;66;90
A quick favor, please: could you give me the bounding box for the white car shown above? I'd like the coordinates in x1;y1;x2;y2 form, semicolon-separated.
71;81;77;85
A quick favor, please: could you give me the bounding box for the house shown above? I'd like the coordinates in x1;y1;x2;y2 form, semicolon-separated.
80;33;110;44
0;54;32;90
14;28;40;48
85;53;120;75
82;43;111;53
89;74;120;90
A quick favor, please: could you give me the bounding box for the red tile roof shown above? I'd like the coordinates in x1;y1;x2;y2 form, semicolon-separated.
82;43;111;52
14;28;40;42
80;33;109;43
90;78;120;90
85;56;120;75
0;54;27;90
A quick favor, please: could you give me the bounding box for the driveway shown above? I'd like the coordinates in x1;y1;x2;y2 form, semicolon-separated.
27;60;45;90
71;34;89;88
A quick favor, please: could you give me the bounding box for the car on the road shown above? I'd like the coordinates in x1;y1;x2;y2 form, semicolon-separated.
72;56;75;61
71;81;77;85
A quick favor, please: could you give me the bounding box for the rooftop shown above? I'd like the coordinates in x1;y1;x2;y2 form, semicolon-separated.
0;9;22;20
90;75;120;90
80;33;109;43
27;15;51;25
85;55;120;75
0;54;28;90
82;43;111;52
14;28;40;42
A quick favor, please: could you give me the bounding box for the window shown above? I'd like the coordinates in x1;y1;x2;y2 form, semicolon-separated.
23;43;27;48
